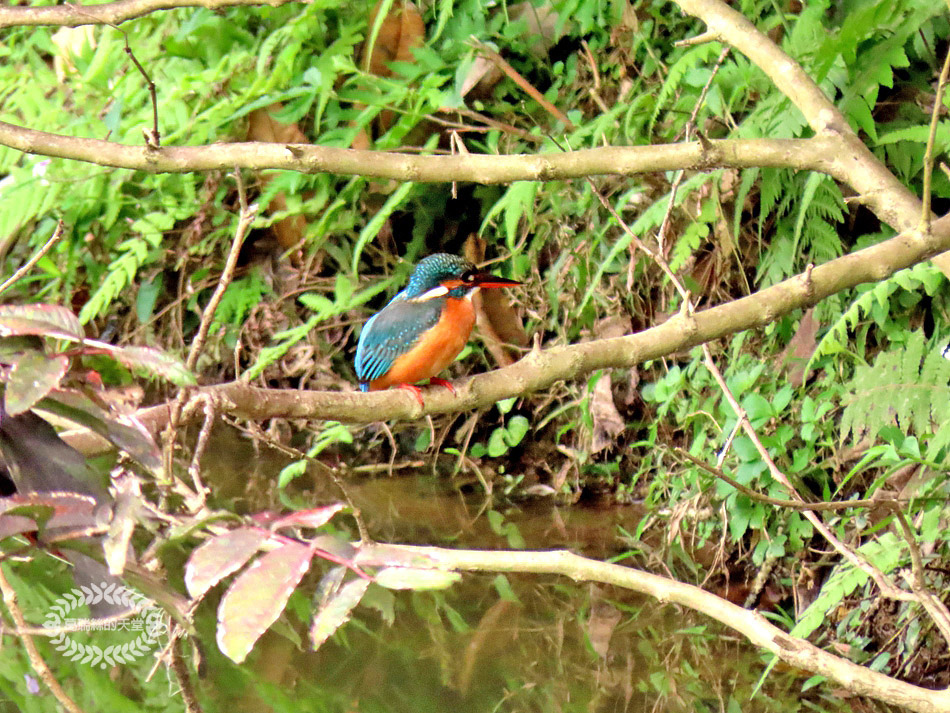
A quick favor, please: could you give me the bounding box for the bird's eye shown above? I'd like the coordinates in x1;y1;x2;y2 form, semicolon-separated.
462;271;476;283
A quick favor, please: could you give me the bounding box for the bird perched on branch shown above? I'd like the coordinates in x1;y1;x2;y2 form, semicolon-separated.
355;253;520;400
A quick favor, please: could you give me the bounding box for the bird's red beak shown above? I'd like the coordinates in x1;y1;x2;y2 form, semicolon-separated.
444;274;521;290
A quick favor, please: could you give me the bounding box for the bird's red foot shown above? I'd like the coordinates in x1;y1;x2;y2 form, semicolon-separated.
427;377;456;395
396;383;425;407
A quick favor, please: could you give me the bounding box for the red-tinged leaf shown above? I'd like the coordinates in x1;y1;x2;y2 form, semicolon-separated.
5;353;69;416
0;317;82;343
310;578;370;652
0;305;84;339
0;493;100;540
248;511;281;527
185;527;270;599
309;535;358;561
216;541;314;663
374;567;461;591
108;345;195;386
270;503;347;531
2;504;56;531
36;394;162;473
0;512;41;540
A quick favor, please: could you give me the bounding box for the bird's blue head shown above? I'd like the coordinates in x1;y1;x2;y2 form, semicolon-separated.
403;253;520;300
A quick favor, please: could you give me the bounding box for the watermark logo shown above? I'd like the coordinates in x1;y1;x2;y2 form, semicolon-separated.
43;582;166;669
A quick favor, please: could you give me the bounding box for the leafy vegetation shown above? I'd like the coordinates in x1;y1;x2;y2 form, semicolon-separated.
1;0;950;710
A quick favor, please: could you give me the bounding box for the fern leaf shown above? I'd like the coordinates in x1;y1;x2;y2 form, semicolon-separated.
809;263;944;368
839;331;950;451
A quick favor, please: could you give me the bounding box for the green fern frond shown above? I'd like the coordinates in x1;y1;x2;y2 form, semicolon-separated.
78;214;170;324
213;274;272;328
669;220;708;273
647;42;720;137
810;262;946;368
839;330;950;452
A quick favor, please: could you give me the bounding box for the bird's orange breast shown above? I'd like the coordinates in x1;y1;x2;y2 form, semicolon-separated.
368;296;476;390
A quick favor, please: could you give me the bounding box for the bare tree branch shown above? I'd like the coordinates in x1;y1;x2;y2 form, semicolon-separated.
0;119;837;181
63;213;950;453
672;0;950;272
0;0;299;29
355;544;950;713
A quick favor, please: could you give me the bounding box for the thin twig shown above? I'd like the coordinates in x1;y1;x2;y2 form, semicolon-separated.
185;394;216;506
652;46;730;279
472;39;575;130
170;627;202;713
163;171;257;494
892;506;950;646
0;565;86;713
920;37;950;233
677;449;904;512
122;35;160;148
223;417;373;543
59;5;161;147
717;419;741;467
0;220;65;296
186;172;257;371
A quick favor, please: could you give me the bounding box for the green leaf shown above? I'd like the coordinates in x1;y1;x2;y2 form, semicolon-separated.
136;276;162;325
278;460;307;488
504;415;530;447
487;428;508;457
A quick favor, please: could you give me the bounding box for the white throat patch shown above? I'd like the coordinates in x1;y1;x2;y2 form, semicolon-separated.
411;285;450;302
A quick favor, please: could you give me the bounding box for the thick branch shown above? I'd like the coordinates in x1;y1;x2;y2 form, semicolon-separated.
673;0;937;251
356;545;950;713
0;120;832;183
0;0;297;29
64;215;950;453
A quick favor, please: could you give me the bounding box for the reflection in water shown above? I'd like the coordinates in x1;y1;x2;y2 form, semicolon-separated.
195;429;847;713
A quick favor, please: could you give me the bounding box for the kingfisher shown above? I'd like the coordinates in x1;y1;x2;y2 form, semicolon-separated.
355;253;520;399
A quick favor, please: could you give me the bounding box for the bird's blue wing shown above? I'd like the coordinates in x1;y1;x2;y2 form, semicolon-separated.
355;297;444;390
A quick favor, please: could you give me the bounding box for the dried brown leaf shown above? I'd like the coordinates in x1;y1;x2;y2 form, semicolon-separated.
587;600;621;659
246;106;309;250
779;308;819;387
464;235;527;367
589;373;624;454
355;1;426;144
363;0;425;77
